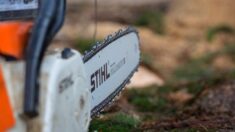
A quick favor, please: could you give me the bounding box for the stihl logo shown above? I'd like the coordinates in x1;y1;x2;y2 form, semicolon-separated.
91;63;110;92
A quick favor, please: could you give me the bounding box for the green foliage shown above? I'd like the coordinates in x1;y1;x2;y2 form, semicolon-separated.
227;69;235;79
173;54;215;82
173;50;218;82
135;11;165;34
173;43;235;96
141;53;154;67
222;43;235;61
169;128;217;132
131;96;168;112
206;25;234;42
127;89;156;112
89;112;140;132
157;85;176;94
174;42;235;82
126;86;174;113
174;62;215;82
75;38;95;53
169;128;199;132
186;82;204;95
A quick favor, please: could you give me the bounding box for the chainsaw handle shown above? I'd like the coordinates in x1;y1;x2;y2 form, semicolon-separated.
24;0;66;117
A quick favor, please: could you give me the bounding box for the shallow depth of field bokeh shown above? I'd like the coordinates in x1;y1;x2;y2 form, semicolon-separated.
53;0;235;131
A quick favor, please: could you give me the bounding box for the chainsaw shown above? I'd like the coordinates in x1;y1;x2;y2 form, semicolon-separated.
0;0;140;132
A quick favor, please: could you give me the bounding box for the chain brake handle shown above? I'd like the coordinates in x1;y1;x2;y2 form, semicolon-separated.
23;0;66;117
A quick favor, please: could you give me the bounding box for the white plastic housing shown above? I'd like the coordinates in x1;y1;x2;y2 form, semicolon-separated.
2;49;91;132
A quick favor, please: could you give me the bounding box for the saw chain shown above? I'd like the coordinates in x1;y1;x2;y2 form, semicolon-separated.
83;27;140;117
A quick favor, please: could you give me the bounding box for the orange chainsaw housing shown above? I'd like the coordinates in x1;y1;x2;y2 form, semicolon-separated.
0;22;32;131
0;22;32;59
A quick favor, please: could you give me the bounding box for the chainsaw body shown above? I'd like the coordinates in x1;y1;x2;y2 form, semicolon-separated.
1;49;91;132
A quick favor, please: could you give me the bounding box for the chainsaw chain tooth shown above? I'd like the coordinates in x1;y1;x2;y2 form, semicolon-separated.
116;29;123;37
115;30;120;37
127;79;131;85
92;45;97;50
85;27;140;118
104;35;112;43
96;42;101;47
84;50;88;55
93;111;100;117
118;29;123;34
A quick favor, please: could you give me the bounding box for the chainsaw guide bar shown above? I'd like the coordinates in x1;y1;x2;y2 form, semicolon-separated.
82;27;140;118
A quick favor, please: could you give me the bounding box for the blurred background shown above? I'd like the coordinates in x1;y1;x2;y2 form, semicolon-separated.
53;0;235;131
